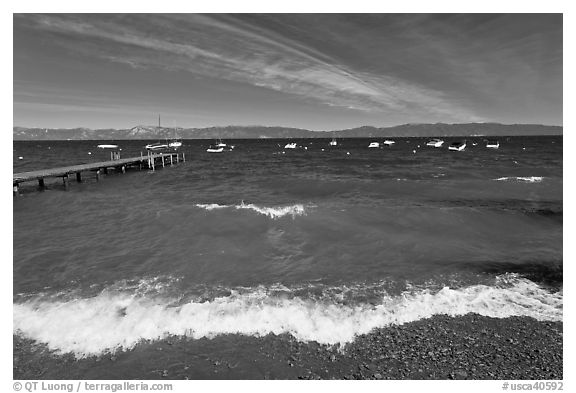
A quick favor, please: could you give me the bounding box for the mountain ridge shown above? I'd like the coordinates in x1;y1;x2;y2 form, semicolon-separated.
13;123;562;140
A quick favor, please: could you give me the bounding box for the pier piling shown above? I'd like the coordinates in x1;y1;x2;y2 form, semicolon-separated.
13;152;183;193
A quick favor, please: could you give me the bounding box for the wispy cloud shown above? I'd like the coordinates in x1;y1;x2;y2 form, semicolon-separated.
17;14;480;122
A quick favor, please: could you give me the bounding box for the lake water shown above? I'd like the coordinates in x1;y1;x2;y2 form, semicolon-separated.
13;136;562;377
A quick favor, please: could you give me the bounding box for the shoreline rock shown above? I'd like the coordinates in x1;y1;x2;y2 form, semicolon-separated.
14;313;562;380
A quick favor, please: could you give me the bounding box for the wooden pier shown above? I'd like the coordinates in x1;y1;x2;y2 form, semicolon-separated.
13;151;185;194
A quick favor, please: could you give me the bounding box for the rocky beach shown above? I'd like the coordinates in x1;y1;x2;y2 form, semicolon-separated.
14;314;562;380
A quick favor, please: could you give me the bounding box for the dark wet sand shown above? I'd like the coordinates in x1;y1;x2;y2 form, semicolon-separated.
14;314;562;380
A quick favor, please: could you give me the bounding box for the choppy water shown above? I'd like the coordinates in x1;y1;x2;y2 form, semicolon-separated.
13;136;562;360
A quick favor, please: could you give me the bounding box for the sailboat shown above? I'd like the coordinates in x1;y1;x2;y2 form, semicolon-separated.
329;137;337;146
168;119;182;149
145;115;169;151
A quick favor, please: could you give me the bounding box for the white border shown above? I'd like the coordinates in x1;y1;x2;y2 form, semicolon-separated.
4;2;571;392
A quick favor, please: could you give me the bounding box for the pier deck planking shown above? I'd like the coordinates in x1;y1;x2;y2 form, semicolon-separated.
13;152;185;191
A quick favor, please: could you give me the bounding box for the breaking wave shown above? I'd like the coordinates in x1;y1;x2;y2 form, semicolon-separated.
13;274;562;358
194;203;228;211
195;202;307;219
494;176;544;183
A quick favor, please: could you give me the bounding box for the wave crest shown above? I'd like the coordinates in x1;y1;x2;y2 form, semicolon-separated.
195;203;228;210
494;176;544;183
195;202;307;219
13;274;562;357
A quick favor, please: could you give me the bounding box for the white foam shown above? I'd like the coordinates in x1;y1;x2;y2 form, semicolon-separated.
235;202;306;219
195;202;307;219
13;275;562;357
195;203;229;210
494;176;544;183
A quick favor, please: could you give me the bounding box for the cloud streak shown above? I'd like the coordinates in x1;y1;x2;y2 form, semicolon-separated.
17;14;480;122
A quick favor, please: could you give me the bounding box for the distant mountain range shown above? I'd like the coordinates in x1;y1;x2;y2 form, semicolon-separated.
13;123;562;141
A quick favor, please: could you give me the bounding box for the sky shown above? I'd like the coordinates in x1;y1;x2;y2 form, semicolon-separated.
13;13;563;130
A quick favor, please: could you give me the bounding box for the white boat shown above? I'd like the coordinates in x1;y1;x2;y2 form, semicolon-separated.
383;140;395;146
426;138;444;148
368;142;380;148
145;142;169;151
146;114;170;150
284;142;297;149
448;141;467;151
329;138;337;146
97;144;121;160
218;139;234;150
169;141;182;148
207;139;233;153
486;139;500;149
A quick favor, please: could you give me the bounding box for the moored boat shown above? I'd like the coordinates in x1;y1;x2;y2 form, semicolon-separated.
448;141;467;151
426;138;444;148
97;144;121;160
486;139;500;149
207;139;233;153
145;142;169;151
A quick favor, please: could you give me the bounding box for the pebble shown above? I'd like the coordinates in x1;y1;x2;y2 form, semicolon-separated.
14;314;562;381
